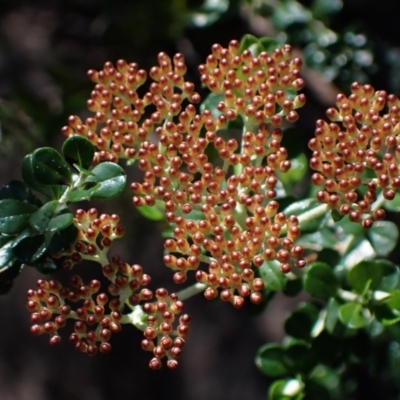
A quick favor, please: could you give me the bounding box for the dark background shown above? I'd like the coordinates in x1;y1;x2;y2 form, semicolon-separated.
0;1;399;399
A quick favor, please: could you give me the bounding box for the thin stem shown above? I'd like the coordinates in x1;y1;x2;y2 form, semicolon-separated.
175;282;208;301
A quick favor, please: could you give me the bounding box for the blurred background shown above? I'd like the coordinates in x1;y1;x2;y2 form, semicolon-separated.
0;0;400;399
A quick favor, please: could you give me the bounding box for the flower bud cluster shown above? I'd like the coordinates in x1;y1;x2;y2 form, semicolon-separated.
141;288;189;370
60;208;125;269
128;41;306;299
309;82;400;227
199;41;305;126
27;277;116;355
27;257;153;356
29;40;307;367
61;53;200;163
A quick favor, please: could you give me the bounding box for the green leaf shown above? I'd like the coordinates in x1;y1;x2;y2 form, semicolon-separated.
311;0;343;20
30;201;73;236
0;230;30;268
136;202;165;221
278;153;308;188
284;302;319;341
67;188;95;203
0;180;35;202
339;302;367;329
271;0;312;31
31;147;72;185
376;261;399;292
200;93;225;119
62;135;95;170
388;290;400;311
0;199;38;234
44;223;77;254
368;221;398;256
83;162;126;199
284;342;316;373
311;331;344;366
347;260;383;294
22;154;61;198
259;37;281;53
269;379;304;400
29;200;58;233
239;34;262;56
283;199;324;232
190;0;229;27
259;260;287;291
255;344;289;377
297;227;337;249
47;212;73;232
303;262;339;300
13;235;46;263
283;279;303;297
372;303;400;326
384;193;400;212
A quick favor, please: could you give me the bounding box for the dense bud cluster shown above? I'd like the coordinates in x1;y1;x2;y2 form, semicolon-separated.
61;40;307;300
60;208;126;269
309;82;400;227
26;253;153;355
142;288;189;370
28;40;308;367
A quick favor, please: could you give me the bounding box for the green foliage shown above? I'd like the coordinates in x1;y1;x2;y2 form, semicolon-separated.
0;135;126;288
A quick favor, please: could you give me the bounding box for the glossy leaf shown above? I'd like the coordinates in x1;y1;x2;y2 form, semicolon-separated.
304;262;339;300
0;180;35;202
269;379;304;400
0;199;38;234
67;188;95;203
13;234;46;263
284;302;319;341
368;221;398;256
259;260;287;291
239;34;262;56
284;342;316;373
259;37;281;53
283;198;324;232
29;200;58;233
21;154;61;198
44;223;77;254
31;147;72;185
47;212;73;232
339;302;367;329
199;93;224;120
347;260;383;294
62;135;95;170
83;162;126;199
255;344;288;377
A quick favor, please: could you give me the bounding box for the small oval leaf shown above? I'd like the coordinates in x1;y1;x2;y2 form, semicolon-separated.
62;135;95;170
83;162;126;199
0;199;38;234
31;147;72;185
304;262;339;300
